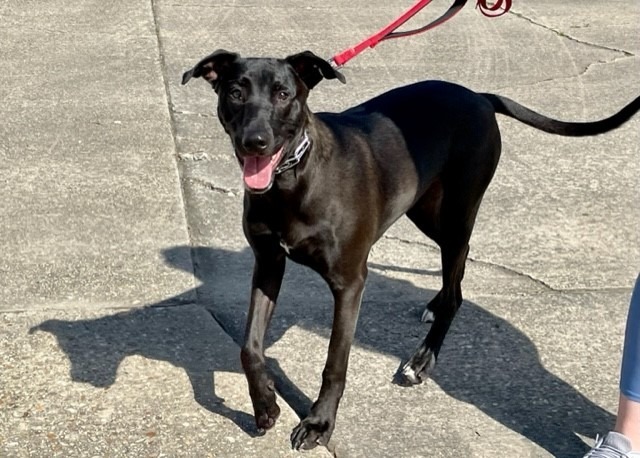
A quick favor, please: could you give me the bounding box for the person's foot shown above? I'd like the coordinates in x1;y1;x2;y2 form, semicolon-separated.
584;432;640;458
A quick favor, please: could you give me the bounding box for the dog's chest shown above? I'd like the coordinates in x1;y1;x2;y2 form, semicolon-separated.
277;228;323;262
279;238;293;255
247;194;339;273
275;220;336;272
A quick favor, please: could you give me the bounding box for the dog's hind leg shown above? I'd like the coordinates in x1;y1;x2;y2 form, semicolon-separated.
400;175;488;385
399;232;471;385
406;179;445;323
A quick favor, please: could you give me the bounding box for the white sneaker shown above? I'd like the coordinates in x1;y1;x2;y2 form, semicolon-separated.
584;432;640;458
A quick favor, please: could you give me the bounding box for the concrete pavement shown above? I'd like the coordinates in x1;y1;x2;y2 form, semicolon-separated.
1;0;638;456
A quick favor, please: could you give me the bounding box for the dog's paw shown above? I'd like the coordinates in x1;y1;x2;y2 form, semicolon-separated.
290;416;333;450
394;352;437;386
397;363;428;386
255;401;280;435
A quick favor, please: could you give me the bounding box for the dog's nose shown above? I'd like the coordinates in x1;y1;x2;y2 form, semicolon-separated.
242;133;269;152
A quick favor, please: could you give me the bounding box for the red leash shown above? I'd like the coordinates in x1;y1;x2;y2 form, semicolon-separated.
330;0;512;67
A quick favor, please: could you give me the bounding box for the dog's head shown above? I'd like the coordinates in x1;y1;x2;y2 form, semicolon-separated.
182;50;346;193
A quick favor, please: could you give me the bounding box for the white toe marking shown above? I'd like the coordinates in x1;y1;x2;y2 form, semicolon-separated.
401;365;419;383
421;309;435;323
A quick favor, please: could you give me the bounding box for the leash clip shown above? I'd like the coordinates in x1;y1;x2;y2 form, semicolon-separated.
328;58;342;70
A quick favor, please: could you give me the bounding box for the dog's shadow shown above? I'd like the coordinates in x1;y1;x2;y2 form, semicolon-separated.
31;245;613;456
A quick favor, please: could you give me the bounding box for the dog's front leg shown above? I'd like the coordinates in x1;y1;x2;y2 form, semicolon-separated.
290;268;367;450
241;251;286;434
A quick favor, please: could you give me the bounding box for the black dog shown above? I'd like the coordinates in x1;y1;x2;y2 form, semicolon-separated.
182;50;640;450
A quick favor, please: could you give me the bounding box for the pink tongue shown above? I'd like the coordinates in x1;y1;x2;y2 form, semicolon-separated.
242;147;284;191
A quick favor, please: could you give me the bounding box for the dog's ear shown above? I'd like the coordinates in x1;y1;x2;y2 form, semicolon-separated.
182;50;239;86
285;51;346;90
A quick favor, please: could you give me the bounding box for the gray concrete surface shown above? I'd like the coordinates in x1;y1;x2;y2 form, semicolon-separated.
1;0;638;456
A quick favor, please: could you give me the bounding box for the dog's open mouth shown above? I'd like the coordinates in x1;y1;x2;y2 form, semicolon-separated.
241;146;285;192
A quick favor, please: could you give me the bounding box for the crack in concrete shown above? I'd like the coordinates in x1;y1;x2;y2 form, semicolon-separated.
379;234;629;294
173;110;217;118
467;255;556;291
184;177;238;196
149;0;179;154
510;10;635;58
150;0;209;312
485;10;637;94
205;308;239;344
491;52;635;95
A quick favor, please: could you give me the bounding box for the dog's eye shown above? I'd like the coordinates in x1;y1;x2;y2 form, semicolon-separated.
277;91;289;101
229;88;243;100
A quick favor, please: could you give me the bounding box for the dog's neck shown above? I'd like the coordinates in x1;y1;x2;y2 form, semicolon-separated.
268;113;330;193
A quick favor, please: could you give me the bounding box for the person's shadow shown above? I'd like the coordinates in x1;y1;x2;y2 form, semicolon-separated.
31;245;613;456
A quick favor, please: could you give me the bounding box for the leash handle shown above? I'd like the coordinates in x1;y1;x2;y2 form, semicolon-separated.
477;0;512;17
329;0;512;68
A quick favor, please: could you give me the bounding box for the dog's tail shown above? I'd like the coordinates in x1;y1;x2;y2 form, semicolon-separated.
481;93;640;136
